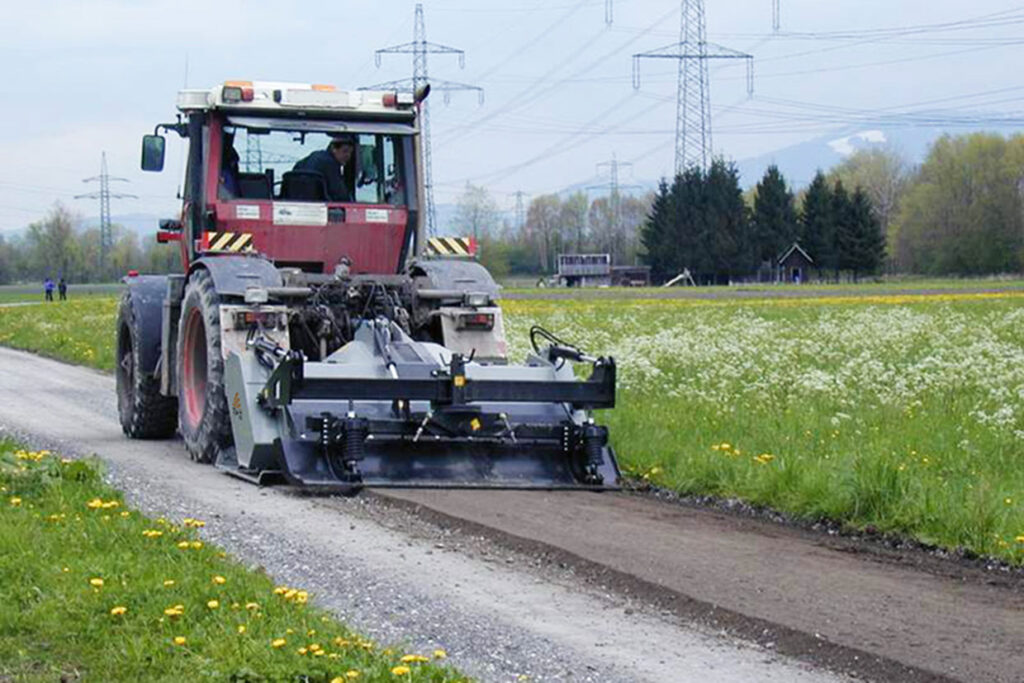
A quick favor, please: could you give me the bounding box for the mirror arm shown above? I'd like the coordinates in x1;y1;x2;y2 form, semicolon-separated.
154;119;188;138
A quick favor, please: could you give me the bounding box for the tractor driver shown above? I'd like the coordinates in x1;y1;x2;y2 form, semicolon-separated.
292;134;356;202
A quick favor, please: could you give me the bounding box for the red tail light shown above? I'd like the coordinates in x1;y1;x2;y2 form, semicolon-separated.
457;312;494;331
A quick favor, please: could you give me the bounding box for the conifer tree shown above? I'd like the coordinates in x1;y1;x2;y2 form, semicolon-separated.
848;186;886;279
800;171;834;281
752;165;798;266
640;179;674;283
705;159;754;281
833;179;856;280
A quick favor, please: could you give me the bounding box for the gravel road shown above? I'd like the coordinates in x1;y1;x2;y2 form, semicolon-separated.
0;347;841;683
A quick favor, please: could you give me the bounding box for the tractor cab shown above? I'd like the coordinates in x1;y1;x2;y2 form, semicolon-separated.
142;80;427;275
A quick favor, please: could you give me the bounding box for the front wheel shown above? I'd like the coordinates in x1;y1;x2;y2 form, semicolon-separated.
177;269;232;463
116;292;178;438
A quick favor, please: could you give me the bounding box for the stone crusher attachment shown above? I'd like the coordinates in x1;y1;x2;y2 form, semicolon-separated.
116;79;619;493
222;319;619;492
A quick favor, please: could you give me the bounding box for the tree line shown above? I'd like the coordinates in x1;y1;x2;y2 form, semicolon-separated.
450;182;651;280
0;203;178;285
641;160;884;284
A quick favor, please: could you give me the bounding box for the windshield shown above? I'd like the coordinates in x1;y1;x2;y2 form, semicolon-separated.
219;124;408;205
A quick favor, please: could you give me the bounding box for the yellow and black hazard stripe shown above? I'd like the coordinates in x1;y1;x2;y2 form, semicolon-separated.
425;236;476;257
201;231;255;253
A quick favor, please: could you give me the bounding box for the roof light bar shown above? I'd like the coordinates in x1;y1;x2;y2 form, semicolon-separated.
222;80;254;103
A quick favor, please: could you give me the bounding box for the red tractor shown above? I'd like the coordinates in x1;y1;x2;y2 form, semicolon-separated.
117;80;618;492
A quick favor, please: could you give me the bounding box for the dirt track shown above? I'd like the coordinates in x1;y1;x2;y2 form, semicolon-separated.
1;346;1021;681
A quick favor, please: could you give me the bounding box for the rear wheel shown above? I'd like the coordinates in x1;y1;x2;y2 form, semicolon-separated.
116;291;178;438
177;269;232;463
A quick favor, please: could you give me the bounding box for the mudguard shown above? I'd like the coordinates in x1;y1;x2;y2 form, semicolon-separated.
409;259;501;299
191;255;283;298
121;275;167;376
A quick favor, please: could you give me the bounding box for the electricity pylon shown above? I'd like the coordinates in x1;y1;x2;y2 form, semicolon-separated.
632;0;754;173
367;3;482;237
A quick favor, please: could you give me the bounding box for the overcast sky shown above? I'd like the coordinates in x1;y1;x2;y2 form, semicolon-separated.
2;0;1023;232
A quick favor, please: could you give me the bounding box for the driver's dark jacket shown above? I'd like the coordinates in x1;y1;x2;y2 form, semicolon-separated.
292;149;352;201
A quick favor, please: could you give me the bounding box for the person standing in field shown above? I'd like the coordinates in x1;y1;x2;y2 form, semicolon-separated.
58;277;67;301
43;277;54;302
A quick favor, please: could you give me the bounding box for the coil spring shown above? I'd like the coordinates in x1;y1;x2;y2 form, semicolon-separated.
582;423;607;466
342;417;368;463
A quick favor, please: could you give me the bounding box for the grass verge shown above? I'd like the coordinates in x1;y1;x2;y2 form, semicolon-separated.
0;441;461;682
0;298;116;371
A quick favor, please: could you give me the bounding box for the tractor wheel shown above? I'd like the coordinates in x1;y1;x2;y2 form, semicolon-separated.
116;291;178;438
177;269;232;464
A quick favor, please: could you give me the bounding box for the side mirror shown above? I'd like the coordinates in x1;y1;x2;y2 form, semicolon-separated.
141;134;166;172
414;83;431;104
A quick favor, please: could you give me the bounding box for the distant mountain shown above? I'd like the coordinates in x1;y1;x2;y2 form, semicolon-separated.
732;123;1022;189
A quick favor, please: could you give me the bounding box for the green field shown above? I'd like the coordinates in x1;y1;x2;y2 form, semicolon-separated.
0;283;122;304
501;275;1024;298
0;442;459;681
2;287;1023;563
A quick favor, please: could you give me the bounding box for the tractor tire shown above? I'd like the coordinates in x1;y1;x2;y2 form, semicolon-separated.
115;291;178;438
177;269;233;464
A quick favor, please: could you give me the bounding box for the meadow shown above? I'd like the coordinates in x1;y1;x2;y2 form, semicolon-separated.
2;288;1023;563
0;442;459;681
502;292;1024;563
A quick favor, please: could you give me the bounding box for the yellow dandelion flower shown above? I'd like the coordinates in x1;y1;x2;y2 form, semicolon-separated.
62;567;70;573
86;498;103;509
720;443;731;451
334;637;350;647
296;590;308;604
173;636;186;646
313;650;325;657
163;580;175;587
309;643;321;652
297;647;308;655
212;575;226;585
176;541;190;549
207;600;220;609
400;654;430;663
283;588;298;600
235;624;246;634
285;628;294;634
307;629;317;636
272;638;287;648
331;678;346;683
391;666;411;676
273;585;288;595
1005;498;1013;505
110;606;127;616
9;497;22;507
710;444;720;451
89;578;104;588
190;541;203;549
346;672;361;680
328;653;341;659
119;511;130;518
245;602;260;611
434;649;447;659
